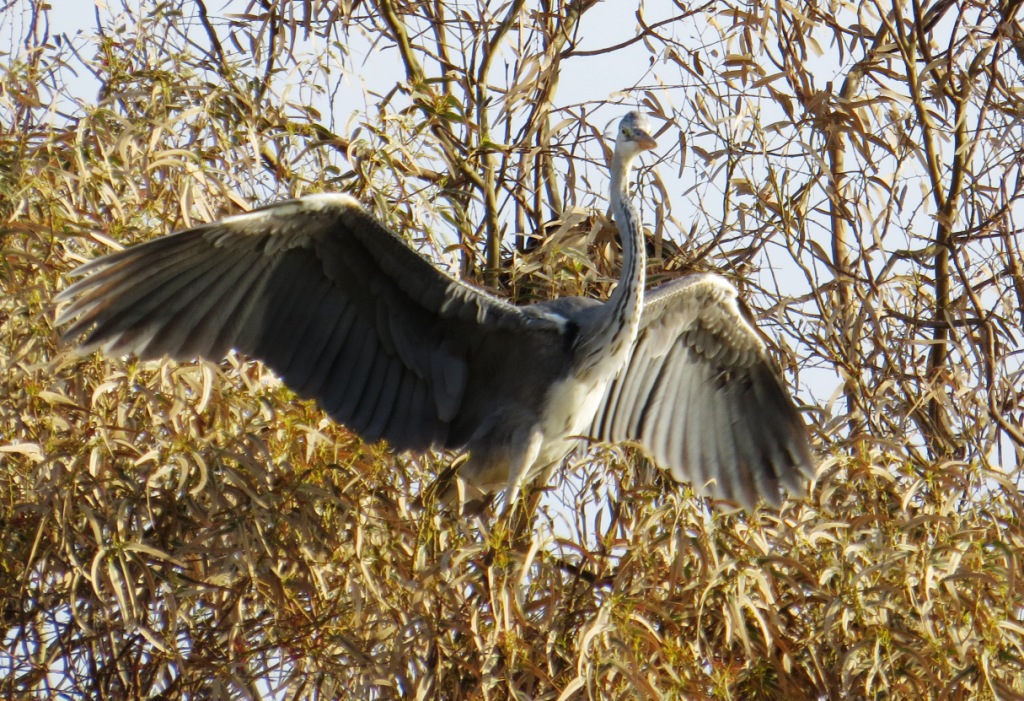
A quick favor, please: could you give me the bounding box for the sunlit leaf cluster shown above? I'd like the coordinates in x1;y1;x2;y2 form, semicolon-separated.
2;0;1022;698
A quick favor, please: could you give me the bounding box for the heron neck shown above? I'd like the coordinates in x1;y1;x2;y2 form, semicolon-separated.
576;149;646;372
609;151;646;324
609;150;645;312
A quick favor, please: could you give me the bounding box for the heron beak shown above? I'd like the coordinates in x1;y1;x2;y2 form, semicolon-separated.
634;130;657;151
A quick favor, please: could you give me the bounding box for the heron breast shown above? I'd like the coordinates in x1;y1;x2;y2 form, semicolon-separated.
541;373;610;446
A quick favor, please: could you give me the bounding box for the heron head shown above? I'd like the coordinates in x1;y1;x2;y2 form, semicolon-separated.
616;111;657;155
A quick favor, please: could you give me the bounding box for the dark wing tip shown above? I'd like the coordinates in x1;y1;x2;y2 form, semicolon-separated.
717;359;814;508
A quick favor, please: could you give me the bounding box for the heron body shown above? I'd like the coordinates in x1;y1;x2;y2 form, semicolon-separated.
57;112;813;508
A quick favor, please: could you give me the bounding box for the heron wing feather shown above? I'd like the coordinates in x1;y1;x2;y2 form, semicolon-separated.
56;194;554;453
589;273;812;506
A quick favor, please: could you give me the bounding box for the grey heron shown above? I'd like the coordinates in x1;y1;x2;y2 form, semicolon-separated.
56;111;813;509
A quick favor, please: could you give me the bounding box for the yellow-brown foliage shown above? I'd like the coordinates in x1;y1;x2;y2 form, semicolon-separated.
2;2;1023;699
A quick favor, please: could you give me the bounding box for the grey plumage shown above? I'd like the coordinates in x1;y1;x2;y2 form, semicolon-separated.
56;112;813;508
589;274;810;504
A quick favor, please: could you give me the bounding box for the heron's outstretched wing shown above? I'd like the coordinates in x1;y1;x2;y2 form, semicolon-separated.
589;273;813;506
57;194;560;452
